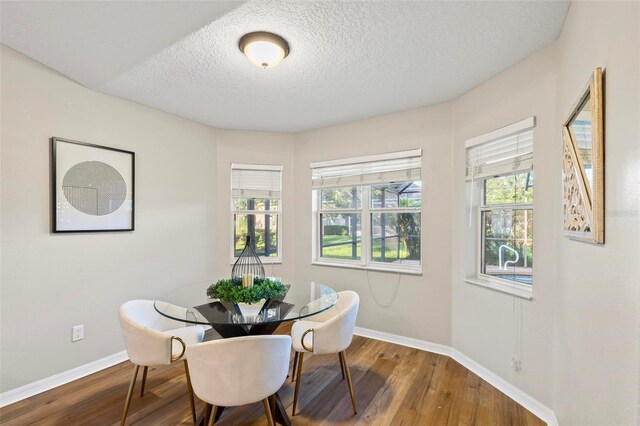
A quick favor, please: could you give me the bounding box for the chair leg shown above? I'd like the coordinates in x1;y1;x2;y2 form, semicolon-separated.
263;398;275;426
208;405;218;426
291;351;299;382
204;404;212;424
292;352;305;416
338;352;346;379
269;394;276;419
121;364;140;426
340;351;357;414
139;366;148;397
183;360;197;424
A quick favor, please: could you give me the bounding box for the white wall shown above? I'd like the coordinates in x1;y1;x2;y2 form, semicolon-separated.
451;30;560;412
553;2;639;423
291;3;639;424
451;2;639;425
0;45;219;392
2;2;639;424
292;103;454;345
212;129;295;279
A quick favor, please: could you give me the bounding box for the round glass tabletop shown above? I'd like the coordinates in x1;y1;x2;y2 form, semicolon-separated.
154;279;337;335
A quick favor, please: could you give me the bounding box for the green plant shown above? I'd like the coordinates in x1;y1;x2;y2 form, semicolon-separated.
398;201;421;261
207;277;287;304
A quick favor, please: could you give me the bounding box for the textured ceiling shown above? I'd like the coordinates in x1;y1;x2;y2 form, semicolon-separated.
0;1;244;87
1;0;569;132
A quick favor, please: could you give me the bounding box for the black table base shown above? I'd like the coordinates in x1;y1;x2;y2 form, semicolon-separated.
210;321;282;339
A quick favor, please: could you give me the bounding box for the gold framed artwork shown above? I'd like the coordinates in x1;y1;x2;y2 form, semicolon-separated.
562;67;604;244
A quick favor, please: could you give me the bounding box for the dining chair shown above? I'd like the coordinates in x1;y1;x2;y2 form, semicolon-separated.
118;299;205;426
186;335;292;426
290;290;360;416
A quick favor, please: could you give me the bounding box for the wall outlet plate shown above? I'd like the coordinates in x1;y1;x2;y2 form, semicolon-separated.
72;325;84;342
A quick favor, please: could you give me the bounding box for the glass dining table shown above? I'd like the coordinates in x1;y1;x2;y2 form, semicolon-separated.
154;278;338;426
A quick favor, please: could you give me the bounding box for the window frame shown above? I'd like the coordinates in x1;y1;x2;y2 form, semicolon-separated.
467;172;534;299
464;118;535;299
312;185;422;274
230;165;283;265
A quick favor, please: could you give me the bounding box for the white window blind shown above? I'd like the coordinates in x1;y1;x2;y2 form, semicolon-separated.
466;117;535;180
311;149;422;189
231;164;282;199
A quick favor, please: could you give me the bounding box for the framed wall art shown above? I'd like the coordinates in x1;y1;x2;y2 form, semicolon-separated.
51;137;135;232
562;67;604;244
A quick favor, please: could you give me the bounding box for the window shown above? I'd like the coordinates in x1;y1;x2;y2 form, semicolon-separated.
466;117;535;298
231;164;282;263
311;150;422;273
480;172;533;284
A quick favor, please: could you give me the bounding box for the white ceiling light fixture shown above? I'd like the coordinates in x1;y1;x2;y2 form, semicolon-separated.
239;31;289;69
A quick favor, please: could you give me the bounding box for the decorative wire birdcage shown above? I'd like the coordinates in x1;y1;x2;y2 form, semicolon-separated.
231;235;266;279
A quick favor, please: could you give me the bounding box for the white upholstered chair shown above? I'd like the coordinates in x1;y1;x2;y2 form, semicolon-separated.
186;335;292;426
118;299;205;426
290;290;360;416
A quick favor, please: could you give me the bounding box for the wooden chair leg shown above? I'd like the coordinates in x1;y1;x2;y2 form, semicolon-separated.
121;364;140;426
139;366;148;397
340;351;357;414
291;351;299;382
263;398;275;426
338;352;346;379
183;360;197;424
292;352;305;416
208;405;218;426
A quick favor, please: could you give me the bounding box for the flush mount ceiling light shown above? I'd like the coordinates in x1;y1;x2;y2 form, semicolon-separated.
239;31;290;69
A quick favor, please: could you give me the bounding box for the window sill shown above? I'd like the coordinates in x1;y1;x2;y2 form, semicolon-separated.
465;276;533;300
312;260;422;276
230;259;282;265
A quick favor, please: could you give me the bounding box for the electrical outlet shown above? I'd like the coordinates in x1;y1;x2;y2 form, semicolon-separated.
72;325;84;342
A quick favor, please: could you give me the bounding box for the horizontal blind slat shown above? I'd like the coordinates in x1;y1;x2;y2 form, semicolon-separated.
312;168;421;189
466;128;534;179
311;153;421;189
231;167;282;199
466;155;533;180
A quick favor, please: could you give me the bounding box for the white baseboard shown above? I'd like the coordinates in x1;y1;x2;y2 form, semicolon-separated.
354;326;452;357
450;349;558;426
0;350;129;408
354;327;557;426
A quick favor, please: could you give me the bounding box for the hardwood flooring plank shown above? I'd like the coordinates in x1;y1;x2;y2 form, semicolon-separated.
320;357;397;424
352;345;420;425
0;335;545;426
390;406;431;425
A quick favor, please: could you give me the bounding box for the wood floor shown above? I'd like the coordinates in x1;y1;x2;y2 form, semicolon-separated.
0;326;544;426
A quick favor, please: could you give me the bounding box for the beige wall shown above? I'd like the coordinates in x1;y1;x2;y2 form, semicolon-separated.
452;2;639;425
2;2;639;424
0;46;298;393
292;104;454;345
553;2;639;423
213;129;295;279
290;3;639;423
0;45;219;392
451;41;560;411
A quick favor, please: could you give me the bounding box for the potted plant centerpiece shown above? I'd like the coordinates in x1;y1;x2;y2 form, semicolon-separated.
207;276;287;318
207;236;287;319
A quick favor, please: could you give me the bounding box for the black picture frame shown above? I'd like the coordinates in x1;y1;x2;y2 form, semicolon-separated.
51;137;135;233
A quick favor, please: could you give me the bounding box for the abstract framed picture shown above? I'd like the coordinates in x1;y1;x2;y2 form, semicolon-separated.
51;137;135;232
